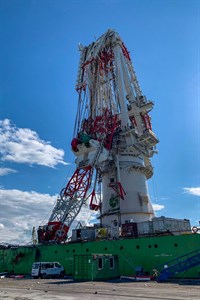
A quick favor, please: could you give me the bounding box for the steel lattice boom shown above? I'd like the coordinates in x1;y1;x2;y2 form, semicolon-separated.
38;29;159;243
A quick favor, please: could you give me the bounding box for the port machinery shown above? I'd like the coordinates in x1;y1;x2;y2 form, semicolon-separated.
37;29;159;243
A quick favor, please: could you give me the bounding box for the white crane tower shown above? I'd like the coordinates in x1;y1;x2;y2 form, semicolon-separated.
38;29;159;243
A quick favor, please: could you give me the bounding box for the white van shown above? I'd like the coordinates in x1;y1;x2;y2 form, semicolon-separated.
31;262;65;279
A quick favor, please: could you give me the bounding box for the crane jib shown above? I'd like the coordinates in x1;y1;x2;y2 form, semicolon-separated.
37;29;159;244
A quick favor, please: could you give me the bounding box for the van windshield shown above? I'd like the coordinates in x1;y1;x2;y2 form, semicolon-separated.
32;263;40;269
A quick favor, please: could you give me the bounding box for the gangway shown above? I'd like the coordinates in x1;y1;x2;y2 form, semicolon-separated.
156;248;200;281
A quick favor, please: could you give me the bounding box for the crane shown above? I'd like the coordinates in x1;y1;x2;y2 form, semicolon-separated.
37;29;158;243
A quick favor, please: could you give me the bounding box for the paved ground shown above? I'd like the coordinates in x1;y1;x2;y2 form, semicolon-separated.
0;277;199;300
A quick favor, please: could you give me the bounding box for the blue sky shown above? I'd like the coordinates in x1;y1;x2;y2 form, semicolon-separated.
0;0;199;244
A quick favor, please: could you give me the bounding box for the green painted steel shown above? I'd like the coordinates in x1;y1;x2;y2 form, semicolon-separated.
74;255;93;281
73;254;119;281
1;234;200;279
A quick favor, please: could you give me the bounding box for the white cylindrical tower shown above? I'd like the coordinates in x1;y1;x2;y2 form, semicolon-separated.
101;153;155;227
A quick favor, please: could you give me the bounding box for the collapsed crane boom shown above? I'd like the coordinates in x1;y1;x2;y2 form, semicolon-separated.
38;29;158;243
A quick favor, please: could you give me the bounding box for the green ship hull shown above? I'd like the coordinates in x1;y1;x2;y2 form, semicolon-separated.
1;233;200;279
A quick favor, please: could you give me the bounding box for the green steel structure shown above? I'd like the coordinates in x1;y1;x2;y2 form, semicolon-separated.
1;234;200;278
73;254;119;281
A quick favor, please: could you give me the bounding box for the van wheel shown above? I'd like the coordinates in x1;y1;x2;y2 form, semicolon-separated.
60;271;64;278
42;273;46;279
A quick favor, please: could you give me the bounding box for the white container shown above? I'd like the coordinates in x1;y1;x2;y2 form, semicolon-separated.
71;228;95;241
137;221;153;235
152;217;191;235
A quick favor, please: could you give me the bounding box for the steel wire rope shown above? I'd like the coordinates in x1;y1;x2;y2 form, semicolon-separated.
196;0;200;225
73;91;84;137
96;67;102;116
87;66;97;119
40;58;88;240
84;203;100;227
106;72;114;113
105;54;115;113
151;157;160;217
111;62;121;114
82;156;102;226
83;192;96;226
110;77;118;114
80;89;89;129
84;175;96;226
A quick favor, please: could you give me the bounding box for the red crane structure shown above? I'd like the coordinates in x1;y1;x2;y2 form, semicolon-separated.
38;29;158;243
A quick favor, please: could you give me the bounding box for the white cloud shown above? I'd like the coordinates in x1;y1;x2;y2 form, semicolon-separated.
152;204;165;211
0;223;5;229
183;187;200;197
0;189;98;244
0;167;18;176
0;189;57;244
0;119;67;168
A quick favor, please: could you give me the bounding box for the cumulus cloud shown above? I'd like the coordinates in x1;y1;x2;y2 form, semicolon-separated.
0;167;18;176
152;204;165;211
0;223;5;229
0;119;67;168
0;189;98;244
0;189;57;244
183;187;200;197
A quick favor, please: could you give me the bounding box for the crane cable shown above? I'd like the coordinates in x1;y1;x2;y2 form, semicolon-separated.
151;157;160;217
